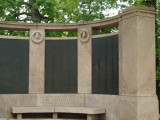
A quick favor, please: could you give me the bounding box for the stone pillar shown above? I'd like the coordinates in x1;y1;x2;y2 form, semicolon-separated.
29;29;45;94
119;7;159;120
78;26;92;93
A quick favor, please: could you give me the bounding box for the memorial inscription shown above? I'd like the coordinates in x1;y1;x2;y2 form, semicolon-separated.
37;95;84;107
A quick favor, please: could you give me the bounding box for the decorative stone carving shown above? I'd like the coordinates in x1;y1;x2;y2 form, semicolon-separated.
31;31;44;44
79;29;90;43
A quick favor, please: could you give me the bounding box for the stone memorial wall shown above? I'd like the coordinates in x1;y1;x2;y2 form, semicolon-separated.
0;7;158;120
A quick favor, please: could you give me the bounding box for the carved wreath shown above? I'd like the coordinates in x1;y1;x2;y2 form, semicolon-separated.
79;30;90;43
31;31;44;44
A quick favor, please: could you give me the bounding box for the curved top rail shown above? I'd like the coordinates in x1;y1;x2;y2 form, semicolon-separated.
0;7;156;31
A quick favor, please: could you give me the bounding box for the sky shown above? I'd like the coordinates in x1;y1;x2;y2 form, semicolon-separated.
103;1;130;17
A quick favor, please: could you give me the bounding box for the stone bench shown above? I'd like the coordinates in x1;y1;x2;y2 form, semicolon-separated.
4;119;85;120
11;107;105;120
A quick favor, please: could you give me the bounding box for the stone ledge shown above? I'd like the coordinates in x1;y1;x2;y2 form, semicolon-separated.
11;107;55;113
0;118;86;120
11;107;106;115
122;6;156;13
0;7;156;31
55;107;105;114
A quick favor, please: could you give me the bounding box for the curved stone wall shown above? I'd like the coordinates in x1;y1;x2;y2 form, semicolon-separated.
0;6;158;120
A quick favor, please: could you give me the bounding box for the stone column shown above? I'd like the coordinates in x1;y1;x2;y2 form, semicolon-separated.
78;26;92;93
29;29;45;94
119;7;159;120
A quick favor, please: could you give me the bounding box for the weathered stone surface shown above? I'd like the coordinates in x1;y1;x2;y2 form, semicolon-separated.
55;107;105;114
119;11;156;96
0;94;37;118
119;96;159;120
29;29;45;94
85;94;119;120
12;107;55;113
78;27;92;93
37;94;84;107
0;94;85;118
119;7;158;120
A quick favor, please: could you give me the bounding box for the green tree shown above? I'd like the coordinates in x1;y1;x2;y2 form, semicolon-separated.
0;0;120;23
156;1;160;83
0;0;126;36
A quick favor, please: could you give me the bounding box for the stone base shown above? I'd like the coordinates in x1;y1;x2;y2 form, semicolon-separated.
119;96;159;120
0;94;118;120
85;94;119;120
0;94;158;120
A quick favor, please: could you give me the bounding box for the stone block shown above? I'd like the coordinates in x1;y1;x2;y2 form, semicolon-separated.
119;96;159;120
0;94;37;118
55;107;105;114
85;94;119;120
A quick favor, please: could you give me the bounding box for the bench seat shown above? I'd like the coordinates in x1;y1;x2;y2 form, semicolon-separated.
55;107;105;114
11;107;105;120
6;119;85;120
12;107;105;114
11;107;55;113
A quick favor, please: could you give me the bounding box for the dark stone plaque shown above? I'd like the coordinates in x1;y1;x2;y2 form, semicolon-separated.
92;35;119;95
0;38;29;94
45;40;77;93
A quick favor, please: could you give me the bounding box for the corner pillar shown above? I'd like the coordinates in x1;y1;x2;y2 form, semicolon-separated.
119;7;159;120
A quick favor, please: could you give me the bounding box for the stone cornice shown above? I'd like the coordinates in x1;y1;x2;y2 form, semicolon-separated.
0;7;156;31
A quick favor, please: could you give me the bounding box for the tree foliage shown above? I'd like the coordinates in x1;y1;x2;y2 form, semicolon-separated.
156;1;160;82
0;0;126;36
0;0;122;23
